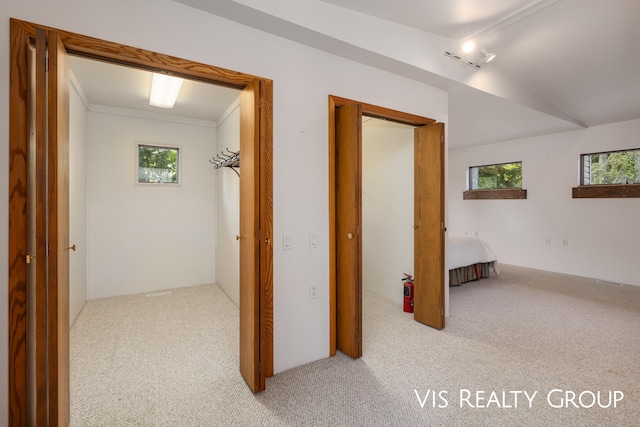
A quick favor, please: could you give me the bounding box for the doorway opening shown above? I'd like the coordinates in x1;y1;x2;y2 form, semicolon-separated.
361;117;415;306
65;54;246;418
328;95;445;359
66;54;243;323
8;19;272;425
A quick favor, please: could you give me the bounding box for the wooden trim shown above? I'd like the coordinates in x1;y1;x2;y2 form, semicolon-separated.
463;189;527;200
572;184;640;198
11;19;259;89
328;95;439;356
330;95;436;126
9;19;30;426
328;96;337;357
9;18;275;422
34;28;48;426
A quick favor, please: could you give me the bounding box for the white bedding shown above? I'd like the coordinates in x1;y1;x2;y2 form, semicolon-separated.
447;234;499;273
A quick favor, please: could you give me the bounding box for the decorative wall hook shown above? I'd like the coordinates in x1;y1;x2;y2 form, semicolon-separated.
209;148;240;177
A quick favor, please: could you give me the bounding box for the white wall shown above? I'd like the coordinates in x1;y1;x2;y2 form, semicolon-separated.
69;74;89;325
86;107;217;299
448;118;640;287
0;2;448;414
215;101;241;307
362;119;414;306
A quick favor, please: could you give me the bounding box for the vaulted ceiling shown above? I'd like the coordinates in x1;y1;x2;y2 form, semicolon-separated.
175;0;640;148
72;0;640;149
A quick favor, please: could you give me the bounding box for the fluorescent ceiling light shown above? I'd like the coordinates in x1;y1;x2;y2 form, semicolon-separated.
149;73;184;108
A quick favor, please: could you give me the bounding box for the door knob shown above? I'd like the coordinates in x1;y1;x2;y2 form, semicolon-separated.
236;235;241;241
347;233;354;240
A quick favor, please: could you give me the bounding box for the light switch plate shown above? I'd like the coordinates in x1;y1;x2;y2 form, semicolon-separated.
283;234;293;251
309;233;319;249
309;284;318;300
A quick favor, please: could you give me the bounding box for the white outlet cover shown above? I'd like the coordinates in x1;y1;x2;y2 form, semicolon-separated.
309;233;319;249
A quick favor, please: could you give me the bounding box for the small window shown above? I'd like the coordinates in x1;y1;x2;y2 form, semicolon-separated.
573;148;640;198
469;161;522;190
137;144;180;184
464;161;526;200
580;149;640;185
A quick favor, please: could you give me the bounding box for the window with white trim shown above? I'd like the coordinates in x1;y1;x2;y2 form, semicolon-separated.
137;144;180;184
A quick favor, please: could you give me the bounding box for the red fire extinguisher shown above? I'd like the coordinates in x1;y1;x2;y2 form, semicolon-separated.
402;273;414;313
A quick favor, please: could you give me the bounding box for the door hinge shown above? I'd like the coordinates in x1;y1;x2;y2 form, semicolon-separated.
440;134;444;143
45;242;49;257
441;308;444;317
258;362;262;374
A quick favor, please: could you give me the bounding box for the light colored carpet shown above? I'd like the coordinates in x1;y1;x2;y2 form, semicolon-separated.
70;265;640;426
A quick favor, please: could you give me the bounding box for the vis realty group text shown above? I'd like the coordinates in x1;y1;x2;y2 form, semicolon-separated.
414;388;624;409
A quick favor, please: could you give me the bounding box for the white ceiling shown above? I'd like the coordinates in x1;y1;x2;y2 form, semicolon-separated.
74;0;640;149
69;56;240;123
319;0;548;39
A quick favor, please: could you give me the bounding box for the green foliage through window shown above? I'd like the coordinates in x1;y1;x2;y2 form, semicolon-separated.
469;162;522;190
582;149;640;185
138;144;179;184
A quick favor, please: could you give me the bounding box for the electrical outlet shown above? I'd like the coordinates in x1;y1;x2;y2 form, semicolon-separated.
545;237;552;245
309;284;318;300
562;239;569;246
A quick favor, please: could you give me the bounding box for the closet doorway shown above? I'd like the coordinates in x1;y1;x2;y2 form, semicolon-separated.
328;96;445;358
8;19;273;425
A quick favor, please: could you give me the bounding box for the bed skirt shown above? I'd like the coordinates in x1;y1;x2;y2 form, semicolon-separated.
449;261;497;286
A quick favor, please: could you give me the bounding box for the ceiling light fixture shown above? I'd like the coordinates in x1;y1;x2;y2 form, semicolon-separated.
462;40;475;53
444;41;496;70
480;48;496;63
149;73;184;108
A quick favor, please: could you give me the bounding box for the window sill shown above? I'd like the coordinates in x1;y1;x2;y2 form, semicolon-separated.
463;189;527;200
572;184;640;198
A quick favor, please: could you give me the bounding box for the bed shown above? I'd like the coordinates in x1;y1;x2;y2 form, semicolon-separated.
447;234;499;286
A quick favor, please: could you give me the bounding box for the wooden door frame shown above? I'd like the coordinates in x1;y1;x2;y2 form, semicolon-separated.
8;18;273;425
328;95;437;356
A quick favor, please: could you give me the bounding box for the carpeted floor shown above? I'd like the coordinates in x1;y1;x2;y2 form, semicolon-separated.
70;264;640;426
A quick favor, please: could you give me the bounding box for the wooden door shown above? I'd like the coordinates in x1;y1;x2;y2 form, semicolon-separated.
33;28;49;425
46;30;71;426
413;123;445;329
36;27;71;426
24;27;71;426
239;79;263;392
10;21;273;423
335;103;363;358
